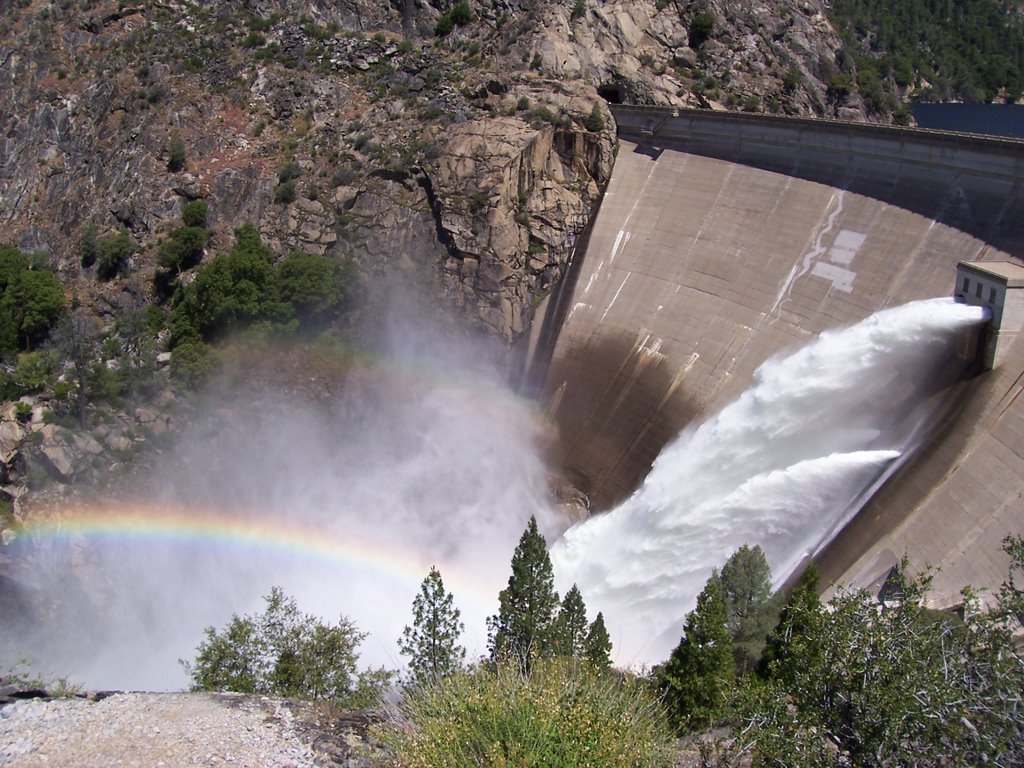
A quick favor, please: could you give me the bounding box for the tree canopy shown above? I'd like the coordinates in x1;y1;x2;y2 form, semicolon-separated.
488;516;560;670
168;226;359;349
399;566;466;687
718;544;780;675
0;245;65;356
747;555;1024;766
659;575;734;731
552;584;589;658
828;0;1024;109
584;611;612;670
182;586;391;707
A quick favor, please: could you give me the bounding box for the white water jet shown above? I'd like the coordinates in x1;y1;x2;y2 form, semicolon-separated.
551;297;988;666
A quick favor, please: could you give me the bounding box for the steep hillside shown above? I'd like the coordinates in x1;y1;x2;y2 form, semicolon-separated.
0;0;859;343
829;0;1024;111
0;0;870;509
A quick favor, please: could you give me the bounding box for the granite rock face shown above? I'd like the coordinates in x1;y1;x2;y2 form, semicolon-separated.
0;0;858;343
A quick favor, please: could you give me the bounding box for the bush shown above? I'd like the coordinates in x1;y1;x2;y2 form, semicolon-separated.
0;245;66;355
689;11;714;48
449;1;471;25
156;226;208;272
828;72;855;100
167;136;186;172
181;200;208;228
183;586;392;706
276;251;358;330
382;659;673;767
79;221;98;268
170;226;283;343
434;13;453;37
782;66;802;94
273;181;296;204
584;102;604;132
0;351;54;399
96;229;131;280
277;161;301;184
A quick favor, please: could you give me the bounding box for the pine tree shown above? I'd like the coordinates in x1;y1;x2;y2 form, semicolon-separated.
553;584;589;657
758;563;823;684
488;516;560;671
718;544;779;674
398;566;465;687
660;575;734;731
584;612;612;669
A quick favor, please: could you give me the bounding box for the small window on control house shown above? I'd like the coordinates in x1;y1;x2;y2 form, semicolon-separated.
976;282;983;298
990;287;997;303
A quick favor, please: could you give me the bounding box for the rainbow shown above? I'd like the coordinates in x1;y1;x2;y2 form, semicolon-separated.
12;502;501;611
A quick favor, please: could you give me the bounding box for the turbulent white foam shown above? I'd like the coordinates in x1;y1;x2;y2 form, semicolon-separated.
2;297;988;687
551;297;988;666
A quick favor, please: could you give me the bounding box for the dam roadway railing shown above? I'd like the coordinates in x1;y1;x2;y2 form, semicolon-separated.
609;105;1024;258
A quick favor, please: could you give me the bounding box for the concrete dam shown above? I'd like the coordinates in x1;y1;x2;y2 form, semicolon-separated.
533;107;1024;608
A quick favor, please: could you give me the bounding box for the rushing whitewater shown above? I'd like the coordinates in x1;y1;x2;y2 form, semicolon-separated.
551;298;988;665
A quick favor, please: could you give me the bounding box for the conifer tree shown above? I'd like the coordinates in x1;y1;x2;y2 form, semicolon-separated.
488;516;560;671
758;563;823;684
660;575;734;731
584;612;613;670
718;544;779;674
398;566;465;686
553;583;589;657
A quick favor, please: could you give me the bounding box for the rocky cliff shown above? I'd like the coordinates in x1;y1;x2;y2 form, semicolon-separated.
0;0;867;513
0;0;861;340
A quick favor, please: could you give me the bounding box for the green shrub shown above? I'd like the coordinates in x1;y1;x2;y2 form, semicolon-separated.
449;2;471;25
516;96;530;111
183;586;392;706
277;161;301;184
96;229;131;280
241;31;265;48
181;200;208;228
13;401;31;422
688;11;714;48
276;251;358;330
157;226;208;272
0;246;66;355
782;66;802;94
169;225;290;345
828;72;855;100
79;221;98;268
382;659;673;767
434;14;453;37
169;337;214;387
0;351;54;399
167;136;186;172
584;102;605;132
273;180;296;204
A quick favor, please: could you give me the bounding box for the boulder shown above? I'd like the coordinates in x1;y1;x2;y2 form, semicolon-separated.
40;444;74;479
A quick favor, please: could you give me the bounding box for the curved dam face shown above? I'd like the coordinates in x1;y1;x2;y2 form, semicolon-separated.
535;108;1024;600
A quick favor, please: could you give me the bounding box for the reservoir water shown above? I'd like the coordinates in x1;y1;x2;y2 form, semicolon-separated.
912;103;1024;139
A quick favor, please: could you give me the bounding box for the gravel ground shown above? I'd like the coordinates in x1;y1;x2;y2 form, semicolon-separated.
0;692;381;767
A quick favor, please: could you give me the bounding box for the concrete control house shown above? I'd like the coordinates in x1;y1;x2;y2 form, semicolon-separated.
955;261;1024;369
